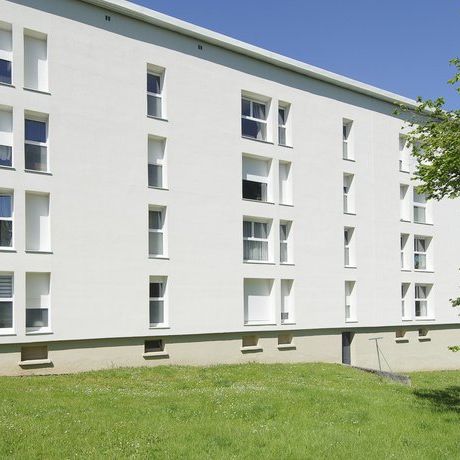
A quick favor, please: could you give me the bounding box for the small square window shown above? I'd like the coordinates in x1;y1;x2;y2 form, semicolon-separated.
242;335;258;348
145;339;164;353
21;345;48;361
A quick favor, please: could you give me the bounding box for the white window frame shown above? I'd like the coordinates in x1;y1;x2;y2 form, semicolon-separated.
413;189;429;224
25;272;51;334
278;102;291;146
345;281;356;322
399;135;410;173
147;66;165;119
149;276;168;328
344;227;355;267
343;173;355;214
281;279;295;324
148;136;167;189
400;184;410;222
415;284;432;319
342;120;353;160
0;107;13;168
280;221;292;264
414;236;431;271
401;283;411;320
241;96;269;141
279;160;293;205
0;272;14;334
243;219;271;263
0;191;13;249
24;115;49;173
242;154;271;203
0;22;13;85
400;233;410;270
148;206;167;258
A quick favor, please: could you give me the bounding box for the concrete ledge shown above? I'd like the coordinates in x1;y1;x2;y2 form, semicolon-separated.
19;359;53;367
277;344;296;350
240;346;263;353
143;352;169;359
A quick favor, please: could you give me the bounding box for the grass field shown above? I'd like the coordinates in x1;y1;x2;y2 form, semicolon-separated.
0;363;459;459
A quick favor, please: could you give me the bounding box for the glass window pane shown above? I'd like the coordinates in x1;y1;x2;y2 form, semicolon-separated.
0;195;12;217
147;73;161;94
0;275;13;298
149;232;163;255
278;108;286;125
254;222;267;239
0;221;12;247
148;164;163;188
149;300;164;324
149;210;162;230
243;221;252;238
413;190;426;203
280;242;288;263
280;224;287;241
0;301;12;328
26;309;48;328
0;145;12;167
147;95;162;118
244;240;268;261
414;206;426;223
242;180;266;201
25;119;47;143
25;144;47;171
149;282;163;298
252;102;266;120
0;59;12;85
279;126;286;145
241;98;251;116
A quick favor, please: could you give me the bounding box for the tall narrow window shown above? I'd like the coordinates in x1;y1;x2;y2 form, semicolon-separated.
243;219;270;262
415;284;431;318
149;277;167;327
24;30;48;92
0;192;13;248
400;233;409;269
400;184;410;221
148;136;166;188
26;273;50;332
280;221;292;264
281;279;294;324
241;96;269;141
414;236;431;270
149;207;166;257
279;161;292;205
242;155;270;202
399;136;410;172
401;283;410;320
0;22;12;85
0;273;13;331
343;173;355;214
0;108;12;167
25;115;48;172
278;102;290;146
342;120;353;160
244;278;274;325
344;227;355;267
147;65;165;118
345;281;356;322
25;192;51;252
413;189;428;224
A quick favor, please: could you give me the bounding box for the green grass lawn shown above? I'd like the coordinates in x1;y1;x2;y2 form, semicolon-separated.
0;364;459;459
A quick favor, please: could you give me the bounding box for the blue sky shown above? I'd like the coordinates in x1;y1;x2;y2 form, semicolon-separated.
130;0;459;108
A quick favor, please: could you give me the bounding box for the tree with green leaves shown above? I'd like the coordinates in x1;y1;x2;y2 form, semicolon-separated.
397;58;460;351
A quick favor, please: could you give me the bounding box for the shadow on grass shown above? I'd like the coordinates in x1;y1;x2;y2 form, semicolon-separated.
413;386;460;413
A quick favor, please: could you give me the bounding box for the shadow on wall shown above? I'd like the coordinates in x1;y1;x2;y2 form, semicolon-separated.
12;0;410;119
413;386;460;413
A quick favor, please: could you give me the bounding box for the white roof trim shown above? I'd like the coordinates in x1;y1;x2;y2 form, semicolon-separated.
82;0;418;108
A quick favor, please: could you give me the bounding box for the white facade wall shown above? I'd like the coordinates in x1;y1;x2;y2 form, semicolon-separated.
0;0;459;372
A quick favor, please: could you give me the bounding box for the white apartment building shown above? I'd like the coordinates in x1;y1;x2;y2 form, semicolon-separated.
0;0;459;375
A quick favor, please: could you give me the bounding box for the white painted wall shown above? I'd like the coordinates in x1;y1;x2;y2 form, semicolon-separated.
0;0;459;346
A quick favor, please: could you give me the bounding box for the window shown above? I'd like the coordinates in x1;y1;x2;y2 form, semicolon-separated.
280;221;292;264
400;184;410;221
399;136;410;172
279;161;292;205
344;227;355;267
413;189;428;224
414;236;431;270
149;277;167;327
401;283;410;320
26;192;51;252
342;120;353;159
345;281;356;321
242;155;271;202
243;219;270;262
25;115;48;172
24;30;48;92
0;22;12;85
149;207;166;257
0;192;13;248
0;274;13;331
0;108;13;167
278;102;291;146
145;339;164;353
147;65;165;118
243;278;274;325
343;173;355;214
241;96;269;141
26;273;50;332
148;136;166;188
415;284;431;318
281;279;294;324
21;345;48;362
400;233;409;269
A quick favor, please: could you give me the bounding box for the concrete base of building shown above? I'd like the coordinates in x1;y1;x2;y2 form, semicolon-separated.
1;325;459;376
